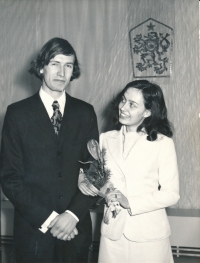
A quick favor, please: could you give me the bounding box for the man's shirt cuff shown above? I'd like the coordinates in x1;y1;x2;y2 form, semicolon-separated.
65;210;79;222
39;211;59;233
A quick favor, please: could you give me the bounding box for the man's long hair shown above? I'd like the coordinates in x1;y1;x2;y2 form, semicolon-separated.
29;37;80;81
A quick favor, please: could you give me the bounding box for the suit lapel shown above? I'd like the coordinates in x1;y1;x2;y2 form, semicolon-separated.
27;92;58;143
27;92;79;145
58;93;77;145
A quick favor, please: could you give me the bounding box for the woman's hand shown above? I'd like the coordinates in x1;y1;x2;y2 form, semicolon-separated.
106;189;130;209
78;172;99;196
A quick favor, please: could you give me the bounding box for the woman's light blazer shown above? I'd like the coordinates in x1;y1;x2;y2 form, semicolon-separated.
99;126;180;242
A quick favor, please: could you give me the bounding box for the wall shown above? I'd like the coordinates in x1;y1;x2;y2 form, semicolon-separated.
0;0;199;211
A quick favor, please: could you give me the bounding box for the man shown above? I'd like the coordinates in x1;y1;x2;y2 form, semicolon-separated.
0;37;99;263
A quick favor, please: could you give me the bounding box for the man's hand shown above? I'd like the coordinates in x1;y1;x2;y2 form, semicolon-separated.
48;212;78;241
78;172;98;196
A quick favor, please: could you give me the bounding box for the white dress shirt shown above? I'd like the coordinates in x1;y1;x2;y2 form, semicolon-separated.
39;87;66;118
39;87;79;233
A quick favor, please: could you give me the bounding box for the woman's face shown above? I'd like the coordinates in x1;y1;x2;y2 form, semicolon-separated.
118;88;150;132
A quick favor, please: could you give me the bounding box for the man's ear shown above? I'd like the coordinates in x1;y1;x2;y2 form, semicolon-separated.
144;110;151;118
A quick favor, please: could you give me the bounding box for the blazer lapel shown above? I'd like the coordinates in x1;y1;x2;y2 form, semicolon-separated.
105;128;125;177
27;92;58;143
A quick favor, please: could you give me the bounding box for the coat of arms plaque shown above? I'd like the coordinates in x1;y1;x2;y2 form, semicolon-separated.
129;18;173;78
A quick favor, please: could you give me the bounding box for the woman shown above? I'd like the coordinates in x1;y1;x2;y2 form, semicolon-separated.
79;80;180;263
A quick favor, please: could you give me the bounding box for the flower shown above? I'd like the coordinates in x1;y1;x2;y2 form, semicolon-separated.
79;139;121;224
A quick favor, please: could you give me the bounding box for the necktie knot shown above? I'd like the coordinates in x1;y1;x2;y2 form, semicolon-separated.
52;100;60;111
51;101;62;135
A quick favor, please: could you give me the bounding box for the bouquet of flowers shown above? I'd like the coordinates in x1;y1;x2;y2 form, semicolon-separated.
79;139;121;224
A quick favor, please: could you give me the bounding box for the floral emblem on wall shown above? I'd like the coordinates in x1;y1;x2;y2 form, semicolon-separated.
129;18;173;78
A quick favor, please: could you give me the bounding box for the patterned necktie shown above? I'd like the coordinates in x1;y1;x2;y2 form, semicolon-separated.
51;101;62;135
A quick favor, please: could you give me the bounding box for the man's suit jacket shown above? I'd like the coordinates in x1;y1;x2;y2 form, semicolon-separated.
99;127;180;242
0;91;99;252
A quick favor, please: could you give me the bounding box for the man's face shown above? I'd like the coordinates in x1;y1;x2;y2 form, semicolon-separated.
40;54;75;97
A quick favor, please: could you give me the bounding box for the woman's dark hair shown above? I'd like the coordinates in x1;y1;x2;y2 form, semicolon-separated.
112;80;173;141
29;37;80;81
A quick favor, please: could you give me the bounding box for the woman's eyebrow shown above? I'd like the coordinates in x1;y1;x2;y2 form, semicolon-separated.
127;98;139;105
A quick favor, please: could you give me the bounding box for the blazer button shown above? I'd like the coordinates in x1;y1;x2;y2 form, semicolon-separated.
59;195;63;199
57;151;61;156
58;173;62;177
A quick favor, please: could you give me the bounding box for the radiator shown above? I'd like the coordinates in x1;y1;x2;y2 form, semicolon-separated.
167;209;200;257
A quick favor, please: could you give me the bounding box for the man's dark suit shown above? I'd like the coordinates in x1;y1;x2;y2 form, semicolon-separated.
0;91;99;262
